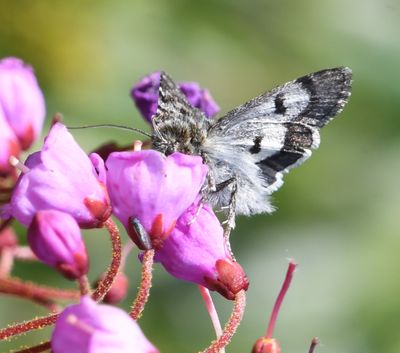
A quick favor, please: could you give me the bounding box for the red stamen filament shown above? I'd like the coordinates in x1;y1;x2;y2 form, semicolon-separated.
9;156;30;174
67;314;96;334
265;261;297;338
202;290;246;353
308;337;320;353
130;249;154;320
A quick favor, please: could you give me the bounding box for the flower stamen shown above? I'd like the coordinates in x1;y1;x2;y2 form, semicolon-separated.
9;156;30;174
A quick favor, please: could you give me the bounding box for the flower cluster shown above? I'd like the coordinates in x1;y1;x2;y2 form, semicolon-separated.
0;59;319;353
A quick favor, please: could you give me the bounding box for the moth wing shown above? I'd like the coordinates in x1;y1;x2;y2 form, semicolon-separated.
208;67;352;193
153;71;204;125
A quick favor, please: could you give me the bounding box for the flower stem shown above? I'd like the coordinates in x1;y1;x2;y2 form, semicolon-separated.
265;261;297;338
0;277;79;304
0;314;58;341
13;341;51;353
202;290;246;353
91;218;122;301
130;249;154;320
308;337;320;353
198;285;223;343
77;275;91;296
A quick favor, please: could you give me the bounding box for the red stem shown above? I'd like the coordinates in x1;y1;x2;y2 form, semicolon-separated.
14;341;51;353
130;249;154;320
265;261;297;338
91;218;122;301
77;275;91;296
0;314;58;341
0;277;79;302
202;290;246;353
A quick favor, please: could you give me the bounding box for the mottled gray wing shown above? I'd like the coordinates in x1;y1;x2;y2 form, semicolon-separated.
208;67;352;192
153;71;203;124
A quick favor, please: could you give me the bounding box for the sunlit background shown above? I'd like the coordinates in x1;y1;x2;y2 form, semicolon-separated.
1;0;400;352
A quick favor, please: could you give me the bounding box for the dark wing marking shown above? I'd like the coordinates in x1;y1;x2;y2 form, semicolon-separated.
294;67;352;127
208;67;352;193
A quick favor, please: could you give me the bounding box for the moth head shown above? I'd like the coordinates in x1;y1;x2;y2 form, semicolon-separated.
152;118;208;156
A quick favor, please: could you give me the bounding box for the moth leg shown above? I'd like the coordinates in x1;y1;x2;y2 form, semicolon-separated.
187;200;204;225
200;152;216;192
215;177;238;259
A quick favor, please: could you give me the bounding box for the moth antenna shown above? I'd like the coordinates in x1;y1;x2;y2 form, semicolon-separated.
67;124;152;138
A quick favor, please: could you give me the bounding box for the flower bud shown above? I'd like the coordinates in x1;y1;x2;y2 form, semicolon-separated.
0;57;46;150
0;109;20;177
131;71;219;122
51;296;159;353
106;150;207;249
8;123;111;228
28;210;88;280
95;272;129;304
154;201;249;300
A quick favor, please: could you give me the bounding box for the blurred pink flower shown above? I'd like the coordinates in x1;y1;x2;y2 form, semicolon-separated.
0;108;20;176
0;57;46;150
52;296;159;353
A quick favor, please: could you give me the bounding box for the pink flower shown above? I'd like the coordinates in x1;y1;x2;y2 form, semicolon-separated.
154;202;249;300
51;296;159;353
7;123;111;228
131;71;219;122
0;108;20;176
106;150;208;249
179;82;220;118
28;210;88;280
0;57;46;150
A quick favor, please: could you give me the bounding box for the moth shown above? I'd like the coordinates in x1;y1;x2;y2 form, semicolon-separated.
151;68;352;228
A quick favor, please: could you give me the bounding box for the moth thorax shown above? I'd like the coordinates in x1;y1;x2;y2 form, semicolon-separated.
152;120;207;156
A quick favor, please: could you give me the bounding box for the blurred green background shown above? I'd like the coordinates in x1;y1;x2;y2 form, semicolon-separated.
1;0;400;352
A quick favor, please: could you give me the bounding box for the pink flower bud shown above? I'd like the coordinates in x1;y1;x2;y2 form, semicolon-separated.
0;57;46;150
0;109;20;176
106;150;208;249
28;210;88;280
96;272;129;304
154;202;249;300
8;123;111;228
51;296;159;353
